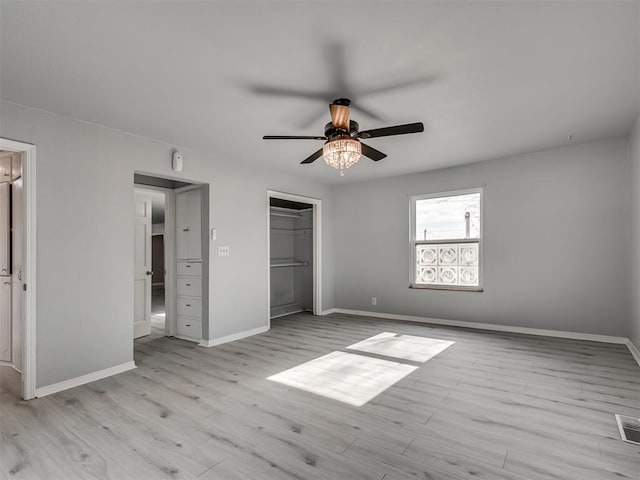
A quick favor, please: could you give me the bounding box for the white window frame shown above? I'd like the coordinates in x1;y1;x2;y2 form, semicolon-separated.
409;187;483;292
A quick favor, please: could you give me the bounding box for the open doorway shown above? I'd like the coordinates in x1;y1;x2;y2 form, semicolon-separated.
0;138;36;401
150;191;166;336
149;190;167;336
0;151;23;397
133;173;209;346
267;190;322;326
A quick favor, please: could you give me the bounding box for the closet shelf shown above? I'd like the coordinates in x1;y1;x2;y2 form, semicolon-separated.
271;228;312;234
270;206;309;218
270;259;309;268
270;211;302;219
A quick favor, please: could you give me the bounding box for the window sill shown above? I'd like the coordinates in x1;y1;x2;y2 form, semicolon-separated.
410;285;484;292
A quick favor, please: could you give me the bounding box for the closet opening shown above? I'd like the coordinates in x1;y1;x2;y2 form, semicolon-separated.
267;191;322;324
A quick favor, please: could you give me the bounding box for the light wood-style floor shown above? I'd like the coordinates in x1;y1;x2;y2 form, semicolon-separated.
1;312;639;479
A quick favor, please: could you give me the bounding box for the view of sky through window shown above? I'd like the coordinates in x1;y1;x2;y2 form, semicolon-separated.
415;192;480;241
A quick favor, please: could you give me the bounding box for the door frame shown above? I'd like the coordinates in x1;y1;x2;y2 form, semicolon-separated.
132;185;177;337
0;138;36;400
266;190;322;328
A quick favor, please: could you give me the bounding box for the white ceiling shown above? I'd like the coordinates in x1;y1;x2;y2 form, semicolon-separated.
1;1;638;184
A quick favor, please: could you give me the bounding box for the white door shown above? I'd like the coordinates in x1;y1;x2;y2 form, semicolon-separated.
0;183;9;275
134;191;152;338
0;182;10;362
11;176;23;370
0;279;10;362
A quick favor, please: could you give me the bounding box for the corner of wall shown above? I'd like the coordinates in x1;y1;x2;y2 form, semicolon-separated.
629;114;640;352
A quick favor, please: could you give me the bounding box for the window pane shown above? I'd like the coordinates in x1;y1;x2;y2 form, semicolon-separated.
415;243;479;286
415;193;480;241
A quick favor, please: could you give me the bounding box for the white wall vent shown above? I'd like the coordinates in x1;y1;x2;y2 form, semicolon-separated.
615;414;640;446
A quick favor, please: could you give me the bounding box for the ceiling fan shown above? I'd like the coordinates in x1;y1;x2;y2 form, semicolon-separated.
263;98;424;175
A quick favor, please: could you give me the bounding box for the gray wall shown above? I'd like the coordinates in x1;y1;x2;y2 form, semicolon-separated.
0;101;335;388
332;138;630;337
630;116;640;349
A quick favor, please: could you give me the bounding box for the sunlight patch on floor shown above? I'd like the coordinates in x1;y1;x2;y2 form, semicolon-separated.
347;332;454;362
267;351;417;407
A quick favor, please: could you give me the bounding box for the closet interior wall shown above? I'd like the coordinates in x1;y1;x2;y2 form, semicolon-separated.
270;204;313;318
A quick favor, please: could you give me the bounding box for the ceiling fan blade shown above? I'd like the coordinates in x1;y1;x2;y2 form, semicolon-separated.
360;75;439;97
351;103;384;122
301;148;324;164
249;85;328;102
358;122;424;139
325;42;349;96
361;143;387;162
296;107;329;129
263;135;327;140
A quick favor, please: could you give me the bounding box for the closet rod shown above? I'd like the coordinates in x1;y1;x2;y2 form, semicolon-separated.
271;228;312;233
270;260;309;268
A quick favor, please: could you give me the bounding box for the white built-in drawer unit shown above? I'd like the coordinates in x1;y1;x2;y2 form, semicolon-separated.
177;277;202;297
176;260;202;342
177;318;202;339
177;261;202;277
178;297;202;318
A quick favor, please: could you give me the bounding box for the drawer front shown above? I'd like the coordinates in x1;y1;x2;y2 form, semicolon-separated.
178;297;202;318
177;317;201;340
177;261;202;277
177;277;201;297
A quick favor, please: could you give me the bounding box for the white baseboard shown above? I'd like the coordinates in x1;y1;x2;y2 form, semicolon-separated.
626;339;640;366
324;308;629;345
175;335;200;343
199;325;269;348
270;309;304;320
35;361;136;398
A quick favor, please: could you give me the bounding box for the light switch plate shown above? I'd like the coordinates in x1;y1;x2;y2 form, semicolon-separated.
218;246;230;256
211;228;216;240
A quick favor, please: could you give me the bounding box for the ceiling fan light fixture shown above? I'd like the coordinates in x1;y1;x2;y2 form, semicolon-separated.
323;138;361;174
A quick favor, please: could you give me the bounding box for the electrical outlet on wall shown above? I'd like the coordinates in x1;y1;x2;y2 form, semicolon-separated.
218;246;230;256
371;297;377;306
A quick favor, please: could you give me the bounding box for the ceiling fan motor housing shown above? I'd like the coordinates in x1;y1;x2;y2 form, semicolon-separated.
324;120;360;141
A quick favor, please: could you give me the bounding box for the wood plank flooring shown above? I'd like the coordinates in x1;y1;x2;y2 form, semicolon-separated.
1;312;639;479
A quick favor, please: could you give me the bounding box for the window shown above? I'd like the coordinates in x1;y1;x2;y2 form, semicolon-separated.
410;189;482;290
